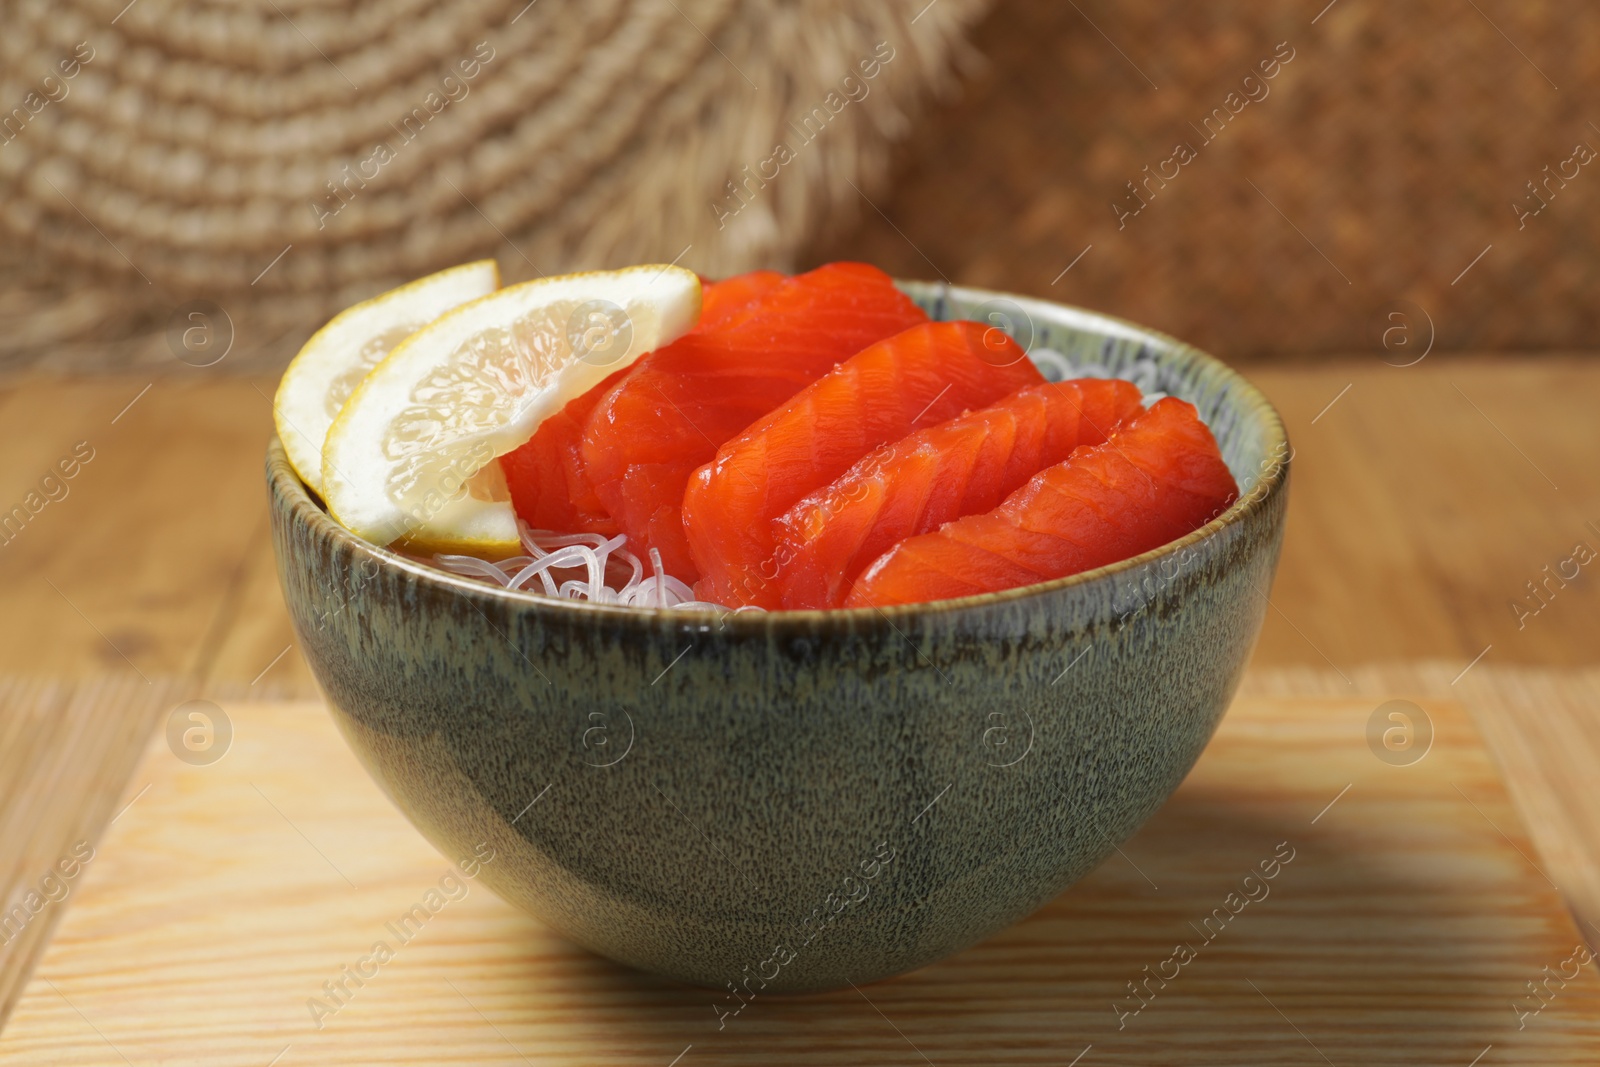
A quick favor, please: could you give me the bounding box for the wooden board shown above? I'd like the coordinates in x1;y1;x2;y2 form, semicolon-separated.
0;676;180;1035
2;694;1597;1066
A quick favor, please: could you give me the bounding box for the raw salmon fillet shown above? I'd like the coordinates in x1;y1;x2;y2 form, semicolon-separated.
773;379;1146;609
844;397;1238;609
581;263;927;577
684;320;1048;608
500;272;790;536
698;270;784;327
499;365;629;535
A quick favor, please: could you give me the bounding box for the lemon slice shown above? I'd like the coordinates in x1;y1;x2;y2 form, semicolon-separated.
322;265;702;554
274;260;499;496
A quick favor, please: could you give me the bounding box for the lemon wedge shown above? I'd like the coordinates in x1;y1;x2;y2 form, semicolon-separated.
322;265;702;554
274;260;499;496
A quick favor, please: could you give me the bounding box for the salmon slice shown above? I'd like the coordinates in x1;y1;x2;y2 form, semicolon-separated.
773;379;1146;609
698;270;784;327
581;263;927;577
684;320;1048;608
844;398;1239;609
499;366;629;536
500;272;790;536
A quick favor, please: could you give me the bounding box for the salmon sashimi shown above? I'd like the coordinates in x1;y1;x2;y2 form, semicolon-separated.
773;379;1146;609
500;272;790;536
499;366;629;535
581;262;927;577
684;320;1048;608
697;270;784;328
843;398;1239;609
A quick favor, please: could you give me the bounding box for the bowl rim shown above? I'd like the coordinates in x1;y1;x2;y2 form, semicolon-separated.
269;282;1289;629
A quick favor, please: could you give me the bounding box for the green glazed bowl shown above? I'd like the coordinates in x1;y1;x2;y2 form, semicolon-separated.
267;282;1289;994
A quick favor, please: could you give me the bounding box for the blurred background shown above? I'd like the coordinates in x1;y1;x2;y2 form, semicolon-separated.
809;0;1598;360
4;0;1596;372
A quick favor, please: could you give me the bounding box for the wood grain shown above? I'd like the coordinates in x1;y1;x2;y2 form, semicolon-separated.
0;676;189;1036
2;693;1596;1066
1246;355;1600;670
0;377;276;679
1240;664;1600;948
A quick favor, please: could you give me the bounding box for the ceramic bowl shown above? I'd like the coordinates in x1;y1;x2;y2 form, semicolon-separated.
267;282;1289;993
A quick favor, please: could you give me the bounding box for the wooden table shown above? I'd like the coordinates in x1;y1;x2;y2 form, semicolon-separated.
2;355;1598;1034
9;692;1600;1064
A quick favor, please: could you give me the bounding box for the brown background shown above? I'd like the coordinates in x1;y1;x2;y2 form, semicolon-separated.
809;0;1598;361
6;0;1598;372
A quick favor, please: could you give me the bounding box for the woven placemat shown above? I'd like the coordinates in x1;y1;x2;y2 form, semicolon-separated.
0;0;987;375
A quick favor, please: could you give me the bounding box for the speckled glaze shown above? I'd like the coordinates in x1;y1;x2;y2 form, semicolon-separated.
267;283;1289;994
